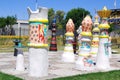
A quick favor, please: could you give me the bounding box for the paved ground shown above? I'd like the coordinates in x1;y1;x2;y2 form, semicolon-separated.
0;51;120;80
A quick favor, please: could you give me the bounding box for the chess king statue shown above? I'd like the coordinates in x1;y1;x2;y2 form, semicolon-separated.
96;6;112;70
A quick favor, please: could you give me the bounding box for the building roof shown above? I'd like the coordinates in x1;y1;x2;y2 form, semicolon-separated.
17;20;28;24
111;9;120;11
108;8;120;24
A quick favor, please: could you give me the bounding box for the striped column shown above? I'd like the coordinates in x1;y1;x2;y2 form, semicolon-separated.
49;19;57;51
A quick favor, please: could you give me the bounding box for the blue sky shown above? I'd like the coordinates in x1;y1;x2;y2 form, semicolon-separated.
0;0;119;20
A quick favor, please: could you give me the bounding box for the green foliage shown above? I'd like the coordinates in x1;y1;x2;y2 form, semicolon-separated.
0;72;23;80
51;70;120;80
65;8;92;30
0;15;17;35
56;10;65;22
48;8;55;28
0;16;17;28
56;10;65;29
109;23;114;33
48;8;65;29
48;8;92;32
6;16;17;27
0;17;6;28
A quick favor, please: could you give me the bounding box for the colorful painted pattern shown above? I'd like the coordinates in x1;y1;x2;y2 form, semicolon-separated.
28;21;48;47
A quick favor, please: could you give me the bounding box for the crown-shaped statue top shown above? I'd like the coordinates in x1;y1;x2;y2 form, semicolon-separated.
97;6;111;18
27;7;48;21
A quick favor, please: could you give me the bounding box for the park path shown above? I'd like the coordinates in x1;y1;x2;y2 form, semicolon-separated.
0;51;120;80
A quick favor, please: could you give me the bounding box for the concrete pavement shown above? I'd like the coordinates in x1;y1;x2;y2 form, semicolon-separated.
0;51;120;80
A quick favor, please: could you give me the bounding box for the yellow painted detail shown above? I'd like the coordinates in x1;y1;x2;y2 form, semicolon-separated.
65;44;72;46
93;35;99;37
92;40;99;42
65;32;74;36
98;24;110;29
91;45;98;47
29;19;48;23
99;35;109;38
64;50;73;52
78;54;90;57
92;27;100;32
28;43;48;48
80;32;92;36
0;35;28;39
78;43;81;46
90;52;97;54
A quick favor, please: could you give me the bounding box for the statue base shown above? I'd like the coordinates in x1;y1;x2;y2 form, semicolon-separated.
15;48;24;71
76;56;95;71
29;48;48;77
16;54;24;71
96;38;110;70
62;46;75;62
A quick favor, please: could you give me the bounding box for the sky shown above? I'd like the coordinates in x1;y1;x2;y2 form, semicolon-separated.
0;0;119;20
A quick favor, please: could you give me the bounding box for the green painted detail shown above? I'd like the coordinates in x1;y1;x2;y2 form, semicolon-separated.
29;21;48;25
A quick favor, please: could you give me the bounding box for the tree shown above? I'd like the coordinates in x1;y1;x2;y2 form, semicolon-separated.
6;16;17;35
0;17;6;35
65;8;92;30
48;8;55;29
109;23;114;33
55;10;65;29
0;16;17;35
6;16;17;27
48;8;65;30
0;17;6;28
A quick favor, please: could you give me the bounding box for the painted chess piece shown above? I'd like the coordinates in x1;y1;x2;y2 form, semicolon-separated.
49;19;57;51
96;6;112;70
27;7;49;77
90;15;100;57
62;19;75;62
76;15;94;70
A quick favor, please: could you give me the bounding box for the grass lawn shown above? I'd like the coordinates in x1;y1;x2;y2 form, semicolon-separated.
0;72;23;80
51;70;120;80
